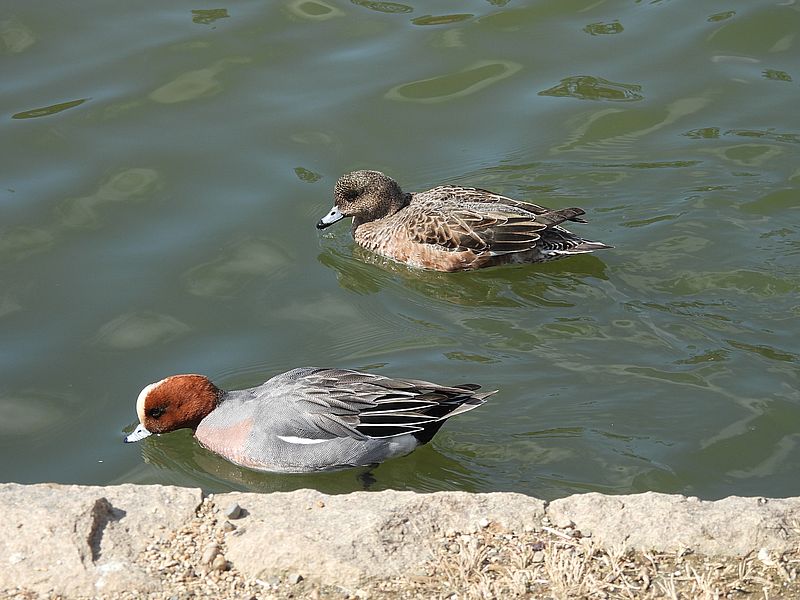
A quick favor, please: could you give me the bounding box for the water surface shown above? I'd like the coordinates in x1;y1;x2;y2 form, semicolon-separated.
2;0;799;499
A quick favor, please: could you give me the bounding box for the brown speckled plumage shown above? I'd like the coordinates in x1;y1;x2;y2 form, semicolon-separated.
319;170;611;272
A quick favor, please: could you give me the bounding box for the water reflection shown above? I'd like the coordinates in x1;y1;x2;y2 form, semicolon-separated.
635;398;800;498
582;21;623;36
706;5;797;55
654;269;797;298
12;98;88;120
539;76;642;102
58;168;161;228
763;69;792;82
318;245;609;308
0;388;80;439
133;425;486;494
553;96;712;154
411;14;473;26
273;291;363;323
290;130;339;146
351;0;413;14
708;143;783;168
432;28;466;48
92;311;192;350
286;0;344;21
0;293;22;318
182;237;292;297
386;60;522;103
0;227;55;261
149;57;251;104
294;166;323;182
0;18;36;53
725;339;797;364
741;189;798;215
707;11;735;23
0;168;161;263
191;9;229;25
725;129;800;144
4;0;800;500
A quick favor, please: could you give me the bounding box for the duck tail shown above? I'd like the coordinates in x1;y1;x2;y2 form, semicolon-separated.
412;420;447;445
412;389;496;445
568;240;614;253
537;207;589;226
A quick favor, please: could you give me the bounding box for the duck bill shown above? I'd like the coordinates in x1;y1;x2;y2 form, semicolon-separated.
317;206;345;229
124;423;153;443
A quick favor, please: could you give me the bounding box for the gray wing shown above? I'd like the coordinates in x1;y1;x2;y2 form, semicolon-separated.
262;367;492;441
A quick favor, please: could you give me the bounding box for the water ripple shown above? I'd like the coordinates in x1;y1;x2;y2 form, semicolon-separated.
539;76;643;102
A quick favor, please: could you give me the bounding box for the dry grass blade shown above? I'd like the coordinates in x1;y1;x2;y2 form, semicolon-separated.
545;543;591;598
655;575;679;600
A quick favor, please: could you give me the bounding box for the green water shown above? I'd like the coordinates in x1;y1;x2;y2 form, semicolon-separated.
1;0;798;499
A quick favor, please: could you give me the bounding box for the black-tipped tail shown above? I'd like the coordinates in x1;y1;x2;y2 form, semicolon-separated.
353;383;496;445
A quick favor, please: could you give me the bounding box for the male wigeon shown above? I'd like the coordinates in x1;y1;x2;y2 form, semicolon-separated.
317;170;611;272
124;367;494;473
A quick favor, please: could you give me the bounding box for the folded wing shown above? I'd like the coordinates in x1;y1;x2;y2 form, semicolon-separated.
276;368;494;442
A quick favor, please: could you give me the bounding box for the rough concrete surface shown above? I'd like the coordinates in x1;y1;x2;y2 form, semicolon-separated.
548;491;800;557
0;483;202;597
1;483;799;598
220;489;545;585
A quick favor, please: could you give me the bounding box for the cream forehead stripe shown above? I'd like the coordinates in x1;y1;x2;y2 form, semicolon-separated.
136;378;168;424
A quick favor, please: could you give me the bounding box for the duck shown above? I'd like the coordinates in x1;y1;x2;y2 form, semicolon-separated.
317;170;611;272
124;367;494;473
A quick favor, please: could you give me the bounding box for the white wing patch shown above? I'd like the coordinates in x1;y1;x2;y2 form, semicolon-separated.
277;435;330;445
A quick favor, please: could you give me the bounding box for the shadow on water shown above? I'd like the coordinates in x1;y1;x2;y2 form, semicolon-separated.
317;243;610;308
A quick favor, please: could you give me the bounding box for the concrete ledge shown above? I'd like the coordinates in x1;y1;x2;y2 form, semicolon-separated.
1;483;798;597
0;483;202;596
220;488;545;585
548;491;799;557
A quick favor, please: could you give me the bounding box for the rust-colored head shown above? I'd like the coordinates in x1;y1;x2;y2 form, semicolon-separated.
125;374;222;443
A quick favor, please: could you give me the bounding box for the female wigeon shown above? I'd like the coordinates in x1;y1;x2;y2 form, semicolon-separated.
317;170;611;272
125;367;494;473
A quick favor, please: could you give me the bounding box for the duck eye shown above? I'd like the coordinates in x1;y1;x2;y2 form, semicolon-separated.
148;407;165;419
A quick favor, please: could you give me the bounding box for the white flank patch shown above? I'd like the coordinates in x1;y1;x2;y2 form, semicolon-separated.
277;435;330;445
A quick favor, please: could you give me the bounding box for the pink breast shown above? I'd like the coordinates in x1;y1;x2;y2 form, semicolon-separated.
195;417;255;464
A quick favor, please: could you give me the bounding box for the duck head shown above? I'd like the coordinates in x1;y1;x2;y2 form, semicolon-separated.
317;170;409;230
124;374;223;443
